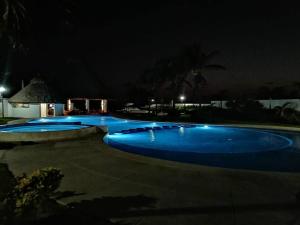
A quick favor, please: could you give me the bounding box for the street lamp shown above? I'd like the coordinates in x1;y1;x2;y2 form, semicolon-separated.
148;98;156;115
179;95;186;110
179;95;185;102
0;86;6;118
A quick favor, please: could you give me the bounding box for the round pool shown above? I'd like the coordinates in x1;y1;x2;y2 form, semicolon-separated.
104;126;293;154
104;125;300;172
0;124;89;132
0;122;98;142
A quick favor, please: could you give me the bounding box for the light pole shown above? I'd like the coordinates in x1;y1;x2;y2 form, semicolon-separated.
0;86;7;118
148;98;155;115
179;95;186;110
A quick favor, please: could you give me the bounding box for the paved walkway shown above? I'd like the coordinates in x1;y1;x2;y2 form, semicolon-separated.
1;134;300;225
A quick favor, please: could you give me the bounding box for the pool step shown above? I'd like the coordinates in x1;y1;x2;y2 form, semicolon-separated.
113;124;196;134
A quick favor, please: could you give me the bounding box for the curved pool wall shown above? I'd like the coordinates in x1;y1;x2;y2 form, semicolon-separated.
0;122;99;142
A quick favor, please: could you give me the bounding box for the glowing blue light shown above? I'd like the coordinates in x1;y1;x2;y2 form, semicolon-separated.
179;127;185;136
149;130;155;142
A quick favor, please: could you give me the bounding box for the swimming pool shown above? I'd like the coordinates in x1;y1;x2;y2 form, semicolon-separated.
0;122;89;133
0;121;98;142
29;115;175;133
104;126;293;154
27;115;300;171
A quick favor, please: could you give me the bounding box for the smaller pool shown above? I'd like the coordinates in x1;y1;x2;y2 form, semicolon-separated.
0;122;90;133
0;124;89;133
0;122;97;142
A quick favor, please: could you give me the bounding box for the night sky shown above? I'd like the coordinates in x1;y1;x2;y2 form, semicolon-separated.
2;1;300;99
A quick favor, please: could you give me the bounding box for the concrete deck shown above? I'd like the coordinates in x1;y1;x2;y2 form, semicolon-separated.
1;134;300;225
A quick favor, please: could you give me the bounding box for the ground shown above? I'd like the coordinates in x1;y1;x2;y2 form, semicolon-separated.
1;134;300;225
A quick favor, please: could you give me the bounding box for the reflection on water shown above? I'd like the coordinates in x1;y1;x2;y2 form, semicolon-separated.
149;130;155;142
179;127;185;137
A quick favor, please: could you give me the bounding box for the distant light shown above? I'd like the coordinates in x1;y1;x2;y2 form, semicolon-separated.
179;95;185;101
203;125;209;128
151;99;155;102
0;86;6;94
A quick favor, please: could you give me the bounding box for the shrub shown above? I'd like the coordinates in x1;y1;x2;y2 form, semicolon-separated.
3;167;64;223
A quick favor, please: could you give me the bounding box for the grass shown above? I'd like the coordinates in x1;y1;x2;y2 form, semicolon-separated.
0;118;17;125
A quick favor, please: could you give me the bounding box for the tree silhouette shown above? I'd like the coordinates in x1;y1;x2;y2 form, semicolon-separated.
141;44;225;109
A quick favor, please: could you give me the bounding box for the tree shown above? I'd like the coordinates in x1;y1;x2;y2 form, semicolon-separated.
293;81;300;98
140;44;225;111
0;0;26;48
178;44;226;93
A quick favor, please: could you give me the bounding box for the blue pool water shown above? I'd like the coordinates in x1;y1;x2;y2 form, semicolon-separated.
104;126;293;154
17;115;300;171
29;115;174;133
0;123;89;132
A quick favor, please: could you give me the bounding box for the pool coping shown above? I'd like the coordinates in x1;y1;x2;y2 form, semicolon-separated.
0;125;100;143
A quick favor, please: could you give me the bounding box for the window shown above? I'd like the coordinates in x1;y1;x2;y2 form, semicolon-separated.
12;103;30;108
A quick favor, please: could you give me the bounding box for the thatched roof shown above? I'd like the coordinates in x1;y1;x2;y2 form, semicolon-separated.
9;78;54;103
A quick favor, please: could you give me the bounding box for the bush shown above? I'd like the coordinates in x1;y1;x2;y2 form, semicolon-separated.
3;167;64;224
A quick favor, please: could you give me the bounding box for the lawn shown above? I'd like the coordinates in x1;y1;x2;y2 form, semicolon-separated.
0;118;18;125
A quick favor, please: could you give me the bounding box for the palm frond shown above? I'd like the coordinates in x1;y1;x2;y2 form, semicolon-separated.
183;79;193;88
203;64;226;71
202;50;220;64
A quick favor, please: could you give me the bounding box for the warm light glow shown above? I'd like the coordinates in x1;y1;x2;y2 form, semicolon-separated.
67;99;72;111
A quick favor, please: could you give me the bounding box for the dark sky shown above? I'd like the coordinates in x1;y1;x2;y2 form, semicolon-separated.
2;1;300;99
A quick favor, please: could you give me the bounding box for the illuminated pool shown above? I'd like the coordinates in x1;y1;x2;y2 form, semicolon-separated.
0;122;97;142
104;126;293;154
104;125;300;172
28;115;300;171
29;115;174;133
0;123;89;132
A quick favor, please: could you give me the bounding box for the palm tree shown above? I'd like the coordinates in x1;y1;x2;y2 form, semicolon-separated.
141;44;225;110
0;0;26;86
293;81;300;98
168;44;225;107
0;0;26;48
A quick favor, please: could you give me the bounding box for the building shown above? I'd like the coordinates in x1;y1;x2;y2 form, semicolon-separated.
211;99;300;111
1;78;64;118
66;98;108;114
